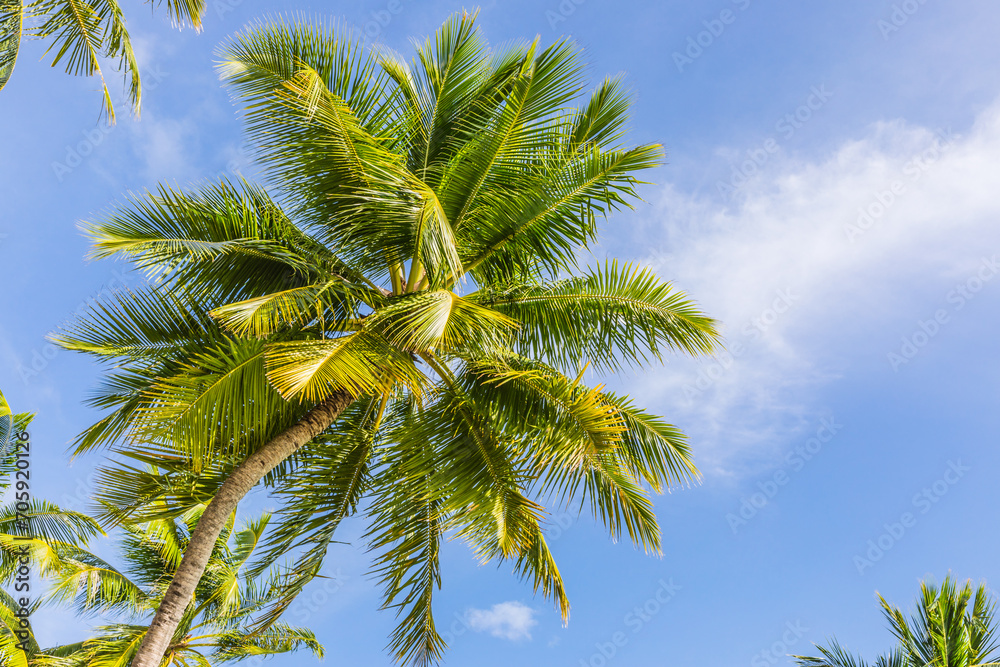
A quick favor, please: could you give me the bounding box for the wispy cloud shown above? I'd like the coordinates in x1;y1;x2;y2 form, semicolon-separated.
465;601;537;641
622;96;1000;475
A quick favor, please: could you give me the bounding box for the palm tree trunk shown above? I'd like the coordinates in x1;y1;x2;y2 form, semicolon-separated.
130;391;354;667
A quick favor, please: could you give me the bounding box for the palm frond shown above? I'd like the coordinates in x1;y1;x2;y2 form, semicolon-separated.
366;290;515;355
511;527;569;622
368;476;446;667
0;0;22;91
475;260;719;372
794;639;870;667
83;179;335;303
212;624;324;660
135;336;301;464
265;331;424;401
153;0;205;30
28;0;139;121
210;280;378;337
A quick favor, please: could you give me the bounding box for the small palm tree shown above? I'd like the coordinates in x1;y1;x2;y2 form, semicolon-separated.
0;403;102;666
57;11;721;666
0;0;205;120
35;509;324;666
795;576;1000;667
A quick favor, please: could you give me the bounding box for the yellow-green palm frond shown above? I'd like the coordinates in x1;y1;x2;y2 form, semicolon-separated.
475;260;720;372
0;0;22;91
265;331;425;401
366;290;516;355
27;0;139;121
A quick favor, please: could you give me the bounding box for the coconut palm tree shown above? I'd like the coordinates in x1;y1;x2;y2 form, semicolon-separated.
34;508;324;665
55;11;721;666
0;0;205;120
0;406;102;666
794;576;1000;667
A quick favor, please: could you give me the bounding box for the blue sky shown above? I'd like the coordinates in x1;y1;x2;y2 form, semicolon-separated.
3;0;1000;665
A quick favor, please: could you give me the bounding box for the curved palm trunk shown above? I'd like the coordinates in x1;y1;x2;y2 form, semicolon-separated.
131;391;354;667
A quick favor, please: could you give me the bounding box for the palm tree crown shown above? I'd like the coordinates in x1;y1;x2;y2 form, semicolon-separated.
795;576;1000;667
57;11;720;666
36;509;324;665
0;410;102;666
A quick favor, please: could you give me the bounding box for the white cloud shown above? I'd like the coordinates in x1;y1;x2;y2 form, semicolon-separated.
623;96;1000;475
465;601;537;641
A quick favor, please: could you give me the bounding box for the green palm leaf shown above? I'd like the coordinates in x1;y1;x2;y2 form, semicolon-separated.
0;0;21;91
28;0;139;121
476;260;719;372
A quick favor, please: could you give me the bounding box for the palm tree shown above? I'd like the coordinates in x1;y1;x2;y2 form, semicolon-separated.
56;11;721;666
795;576;1000;667
34;508;324;665
0;406;103;666
0;0;206;120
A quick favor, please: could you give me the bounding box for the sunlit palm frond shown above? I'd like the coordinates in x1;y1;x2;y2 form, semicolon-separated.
154;0;205;30
210;279;379;338
475;260;719;372
83;180;333;302
27;0;139;121
0;587;38;665
136;337;302;464
366;290;515;355
0;0;22;91
52;288;217;362
264;331;424;401
368;462;446;667
795;640;871;667
510;526;569;621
